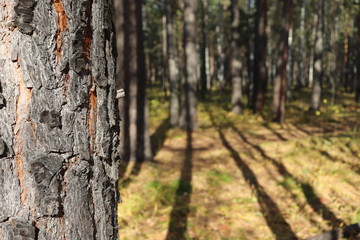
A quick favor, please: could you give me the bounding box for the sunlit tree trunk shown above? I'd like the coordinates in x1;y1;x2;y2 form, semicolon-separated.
273;0;293;123
230;0;243;114
216;1;225;89
310;0;324;111
180;0;198;131
252;0;268;113
0;0;120;239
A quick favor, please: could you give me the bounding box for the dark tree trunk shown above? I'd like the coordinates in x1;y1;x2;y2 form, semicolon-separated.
273;0;293;123
230;0;243;114
310;0;324;111
199;0;208;99
179;0;198;131
165;0;180;126
123;0;152;162
0;0;120;239
246;0;255;108
356;12;360;103
252;0;268;114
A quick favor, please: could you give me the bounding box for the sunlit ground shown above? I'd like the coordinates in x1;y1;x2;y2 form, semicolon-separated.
118;88;360;240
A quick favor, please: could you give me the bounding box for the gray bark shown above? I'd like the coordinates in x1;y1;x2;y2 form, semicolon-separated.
310;0;324;111
230;0;243;114
165;0;180;127
0;0;120;239
180;0;198;131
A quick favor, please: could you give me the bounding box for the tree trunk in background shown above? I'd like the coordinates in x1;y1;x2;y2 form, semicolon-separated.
216;1;225;89
343;0;351;92
199;0;208;99
330;7;339;104
180;0;198;131
273;0;293;123
252;0;268;114
165;0;180;127
297;0;306;88
124;0;152;162
356;12;360;103
308;15;317;88
246;0;255;108
114;0;127;162
230;0;243;114
0;0;120;239
310;0;324;111
286;27;293;100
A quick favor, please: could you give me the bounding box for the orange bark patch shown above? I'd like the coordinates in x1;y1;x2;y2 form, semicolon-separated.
84;37;91;59
53;0;68;59
14;63;32;205
88;85;97;153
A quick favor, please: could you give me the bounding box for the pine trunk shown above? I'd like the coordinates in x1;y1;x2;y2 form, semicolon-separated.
0;0;120;239
180;0;198;131
310;0;324;111
123;0;152;162
165;0;180;126
273;0;293;123
252;0;268;114
230;0;243;114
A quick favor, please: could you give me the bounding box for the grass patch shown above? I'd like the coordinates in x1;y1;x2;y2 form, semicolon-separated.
207;169;234;187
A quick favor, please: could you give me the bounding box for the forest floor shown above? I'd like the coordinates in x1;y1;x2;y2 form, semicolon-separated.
118;89;360;240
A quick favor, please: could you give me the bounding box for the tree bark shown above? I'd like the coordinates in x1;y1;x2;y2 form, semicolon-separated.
0;0;120;239
252;0;268;114
310;0;324;111
165;0;180;127
179;0;198;131
230;0;243;114
273;0;293;123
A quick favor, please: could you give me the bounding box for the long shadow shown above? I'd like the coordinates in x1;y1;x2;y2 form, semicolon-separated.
166;130;193;240
208;113;298;240
228;121;344;228
150;117;171;157
262;123;288;141
123;117;171;184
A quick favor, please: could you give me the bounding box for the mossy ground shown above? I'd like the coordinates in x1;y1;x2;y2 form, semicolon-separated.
118;88;360;240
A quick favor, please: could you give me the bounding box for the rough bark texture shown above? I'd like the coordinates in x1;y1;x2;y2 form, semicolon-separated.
273;0;293;123
310;0;324;111
252;0;268;114
165;0;180;127
230;0;243;114
0;0;120;239
179;0;198;131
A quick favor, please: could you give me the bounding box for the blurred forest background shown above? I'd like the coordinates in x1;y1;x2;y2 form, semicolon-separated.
114;0;360;239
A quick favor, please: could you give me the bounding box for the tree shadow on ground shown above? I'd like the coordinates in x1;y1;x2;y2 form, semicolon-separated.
119;118;171;189
208;111;298;240
151;117;171;157
166;130;193;240
228;120;344;228
262;123;289;141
